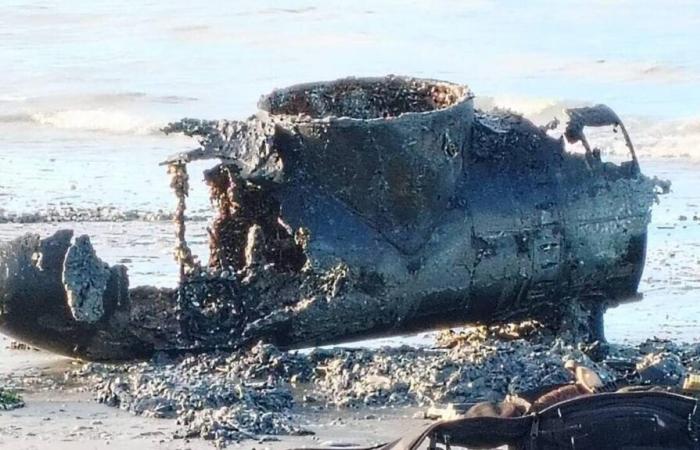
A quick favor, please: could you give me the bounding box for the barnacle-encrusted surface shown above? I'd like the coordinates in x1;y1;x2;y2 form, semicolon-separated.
0;77;665;361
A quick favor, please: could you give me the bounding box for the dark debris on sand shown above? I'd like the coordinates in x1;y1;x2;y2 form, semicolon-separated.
0;387;24;410
64;321;700;447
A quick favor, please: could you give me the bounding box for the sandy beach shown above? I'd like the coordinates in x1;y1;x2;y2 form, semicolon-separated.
2;1;700;448
0;390;427;450
1;334;432;450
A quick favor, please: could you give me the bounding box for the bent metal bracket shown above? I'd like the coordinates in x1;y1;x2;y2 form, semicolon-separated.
0;76;669;360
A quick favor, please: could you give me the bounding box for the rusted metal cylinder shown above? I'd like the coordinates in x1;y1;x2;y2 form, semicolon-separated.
217;77;657;346
259;77;474;254
0;77;663;360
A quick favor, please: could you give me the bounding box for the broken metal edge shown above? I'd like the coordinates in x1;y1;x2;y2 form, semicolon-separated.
0;230;152;360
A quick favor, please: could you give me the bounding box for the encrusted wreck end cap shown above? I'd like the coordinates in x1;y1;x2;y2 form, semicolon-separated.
0;230;144;360
62;235;111;323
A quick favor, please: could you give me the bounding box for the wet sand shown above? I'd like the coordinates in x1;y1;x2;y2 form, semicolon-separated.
1;391;427;450
0;336;429;450
3;391;420;450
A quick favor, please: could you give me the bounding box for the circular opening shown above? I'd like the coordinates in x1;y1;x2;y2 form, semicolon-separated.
260;76;468;120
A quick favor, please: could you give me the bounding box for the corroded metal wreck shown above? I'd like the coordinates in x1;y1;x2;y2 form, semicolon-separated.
0;76;668;360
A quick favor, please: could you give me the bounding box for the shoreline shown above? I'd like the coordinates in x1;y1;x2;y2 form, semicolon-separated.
0;336;428;450
1;390;428;450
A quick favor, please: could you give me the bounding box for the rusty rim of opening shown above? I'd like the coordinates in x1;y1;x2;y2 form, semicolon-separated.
257;75;473;124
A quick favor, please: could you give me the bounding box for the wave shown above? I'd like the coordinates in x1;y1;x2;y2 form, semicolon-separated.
0;94;29;102
0;93;697;159
0;91;197;106
0;91;198;135
477;96;700;161
624;117;700;160
0;109;163;135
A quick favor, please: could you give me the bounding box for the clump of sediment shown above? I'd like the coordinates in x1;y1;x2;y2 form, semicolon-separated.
0;387;24;411
65;322;700;447
74;345;312;447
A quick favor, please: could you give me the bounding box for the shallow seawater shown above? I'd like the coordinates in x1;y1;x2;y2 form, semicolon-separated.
606;160;700;344
0;1;699;364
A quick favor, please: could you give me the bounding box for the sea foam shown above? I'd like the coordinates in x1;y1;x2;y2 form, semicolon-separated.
0;109;161;135
477;96;700;161
0;94;697;160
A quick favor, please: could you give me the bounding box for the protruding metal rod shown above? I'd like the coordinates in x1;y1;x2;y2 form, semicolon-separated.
564;104;640;174
617;122;640;174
